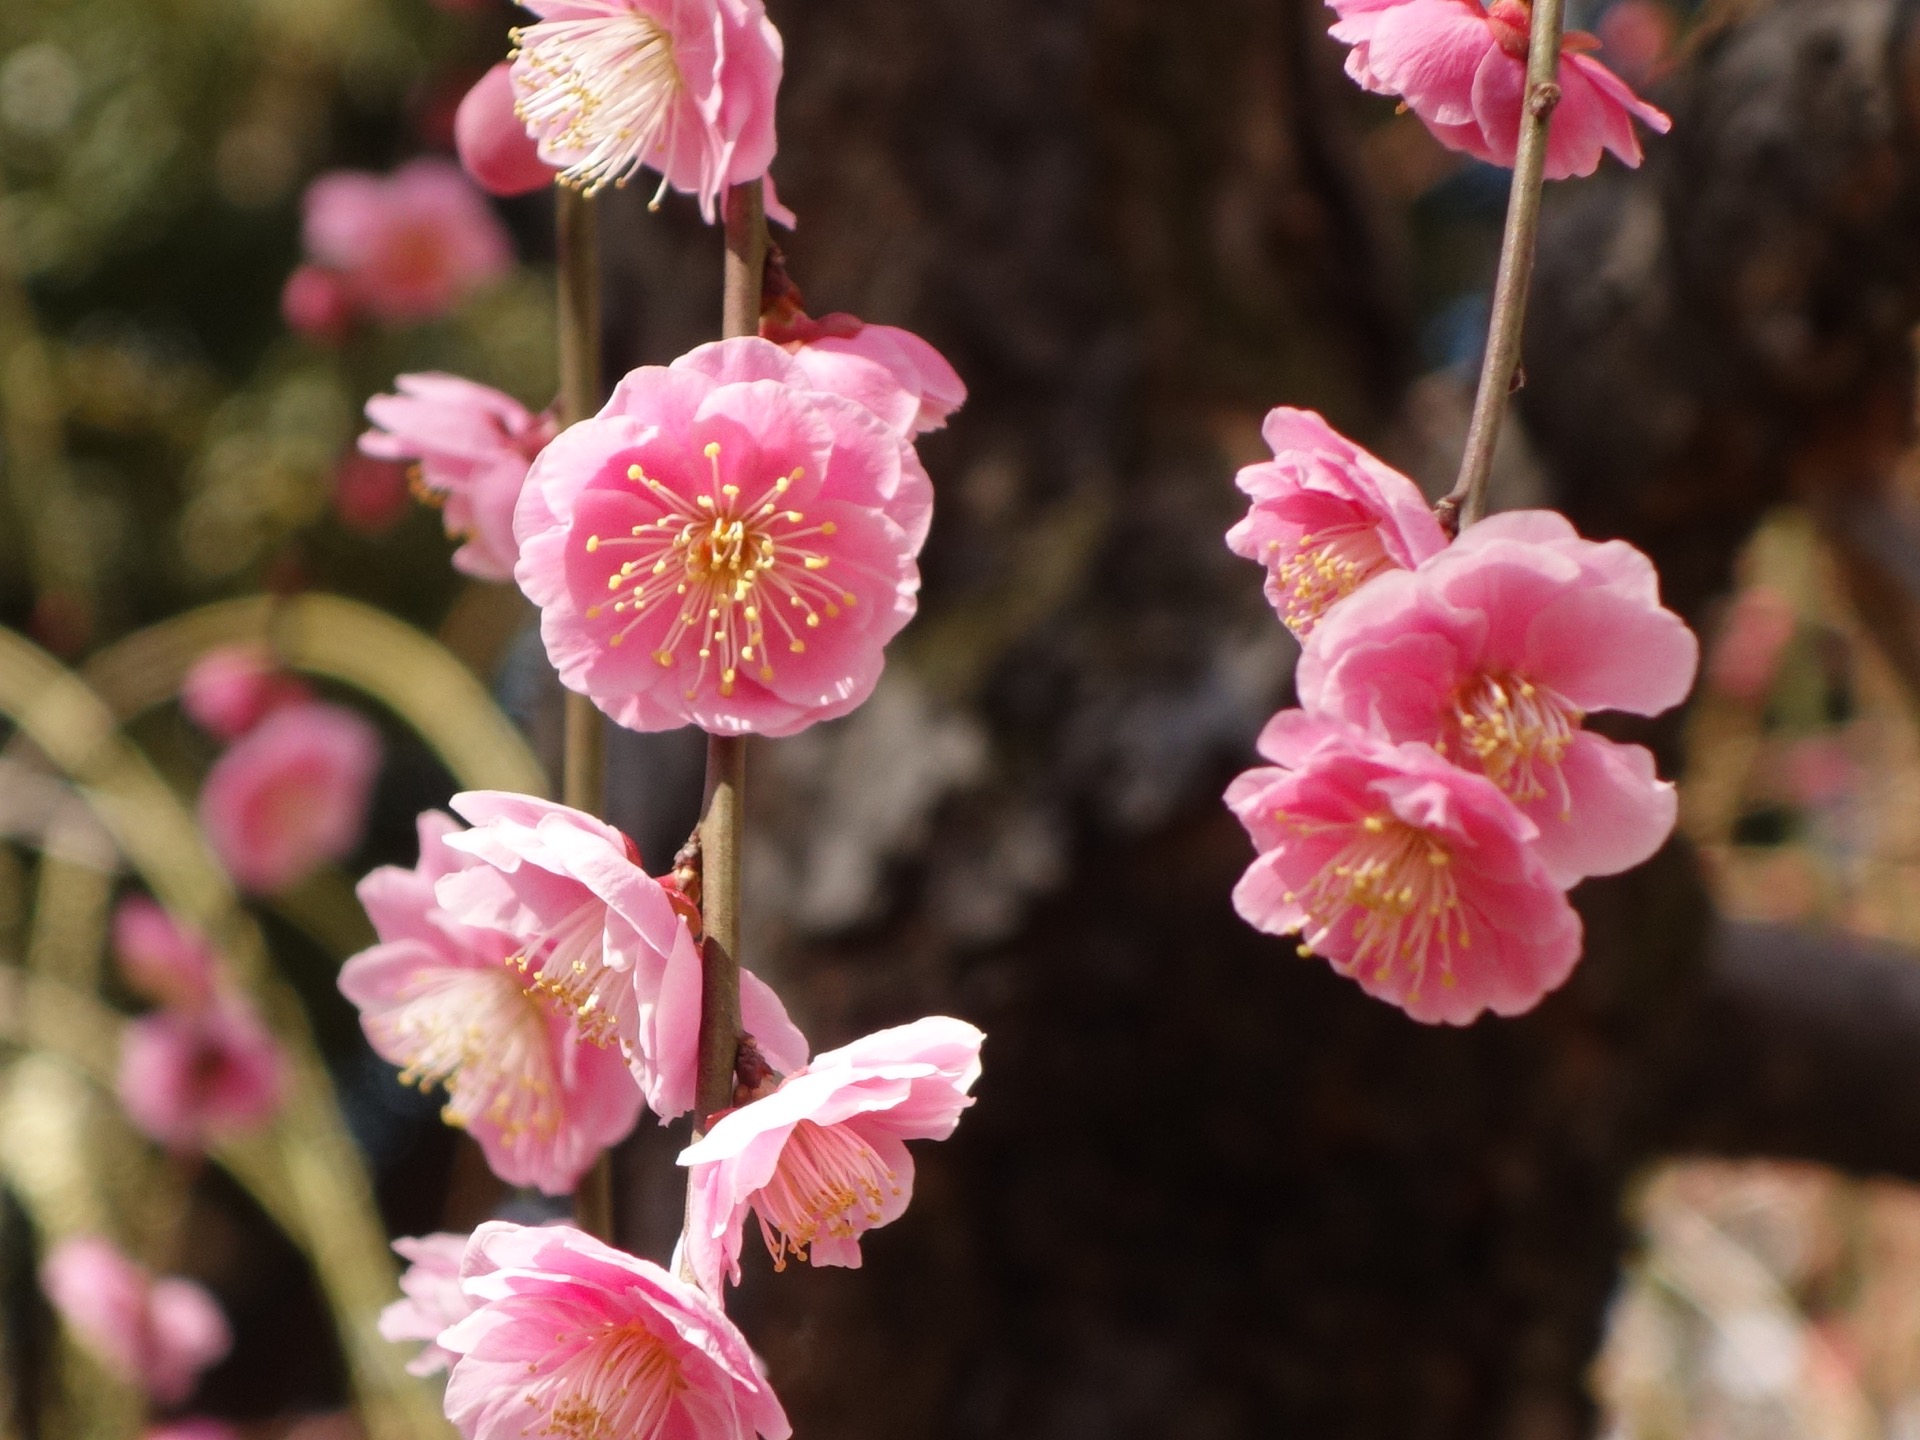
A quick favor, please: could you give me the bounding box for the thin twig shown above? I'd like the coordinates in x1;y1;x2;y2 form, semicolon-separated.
1435;0;1565;535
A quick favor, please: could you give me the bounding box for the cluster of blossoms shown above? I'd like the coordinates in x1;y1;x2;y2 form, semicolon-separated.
41;1235;231;1410
1225;411;1697;1022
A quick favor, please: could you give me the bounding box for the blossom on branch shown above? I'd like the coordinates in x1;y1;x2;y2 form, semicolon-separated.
440;1222;791;1440
509;0;784;220
679;1017;984;1295
181;645;310;741
341;812;642;1194
762;308;968;437
1226;712;1581;1023
379;1232;474;1376
514;337;928;737
118;997;286;1150
40;1236;231;1406
1226;407;1448;639
112;897;218;1011
361;374;559;581
1328;0;1671;179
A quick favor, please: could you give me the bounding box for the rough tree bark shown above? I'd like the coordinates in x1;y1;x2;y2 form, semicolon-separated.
582;0;1920;1435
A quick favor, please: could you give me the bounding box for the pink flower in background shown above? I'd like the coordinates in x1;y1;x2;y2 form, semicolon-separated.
680;1016;983;1295
1297;510;1697;884
1707;583;1797;704
435;791;807;1119
112;898;218;1011
455;63;556;198
1328;0;1671;179
199;702;381;894
1226;712;1581;1023
333;453;413;535
440;1222;791;1440
41;1237;231;1406
1227;407;1449;639
281;265;355;344
118;997;287;1150
360;374;560;581
515;336;927;737
510;0;784;220
298;160;512;326
379;1232;473;1376
181;645;310;741
145;1421;240;1440
763;309;967;437
341;813;642;1193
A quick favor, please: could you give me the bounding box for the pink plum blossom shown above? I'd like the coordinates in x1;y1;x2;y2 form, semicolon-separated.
442;1222;790;1440
340;812;642;1194
298;160;513;326
379;1232;473;1376
181;645;310;741
515;336;928;737
1297;510;1698;885
198;702;381;894
763;308;967;437
509;0;785;221
118;997;287;1150
1328;0;1671;179
434;791;807;1120
1227;407;1449;639
112;898;218;1011
360;374;560;581
679;1016;983;1295
1226;712;1582;1023
40;1236;232;1406
281;265;355;344
456;63;556;198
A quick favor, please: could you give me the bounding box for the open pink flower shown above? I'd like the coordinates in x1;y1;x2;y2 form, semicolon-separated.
510;0;784;221
361;374;560;581
456;63;556;198
118;996;286;1151
112;898;218;1011
1329;0;1671;179
1227;712;1581;1023
1297;510;1698;884
679;1016;983;1295
299;160;513;326
379;1232;474;1376
181;645;310;741
515;336;927;737
342;812;642;1194
1227;407;1449;639
199;702;381;894
442;1222;790;1440
41;1237;231;1406
763;310;967;437
434;791;807;1119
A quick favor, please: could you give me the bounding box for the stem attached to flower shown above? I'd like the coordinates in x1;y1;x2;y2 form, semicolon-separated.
557;186;615;1243
1436;0;1565;534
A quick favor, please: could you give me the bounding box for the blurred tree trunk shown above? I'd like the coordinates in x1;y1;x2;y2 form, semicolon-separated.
596;0;1920;1435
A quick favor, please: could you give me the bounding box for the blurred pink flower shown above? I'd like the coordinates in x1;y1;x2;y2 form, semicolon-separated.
515;336;927;737
434;791;807;1120
1783;736;1857;808
455;63;556;198
1226;407;1449;639
299;160;513;326
1707;583;1797;704
360;373;560;581
334;453;414;535
680;1016;983;1294
181;645;310;741
144;1420;240;1440
41;1236;231;1406
281;264;356;344
1595;0;1675;85
1328;0;1671;179
1226;712;1582;1023
441;1222;790;1440
1297;510;1697;884
764;309;967;437
199;702;381;894
379;1232;473;1376
118;997;287;1150
112;897;218;1011
341;813;642;1193
510;0;784;220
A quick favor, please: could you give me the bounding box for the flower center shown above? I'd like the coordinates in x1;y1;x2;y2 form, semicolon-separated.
1267;525;1395;635
531;1321;684;1440
752;1119;901;1270
381;967;562;1142
584;442;856;702
509;901;631;1052
1290;813;1467;997
1447;672;1581;809
511;11;684;198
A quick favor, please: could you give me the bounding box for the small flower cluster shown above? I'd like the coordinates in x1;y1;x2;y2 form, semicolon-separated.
41;1235;231;1407
1225;410;1697;1022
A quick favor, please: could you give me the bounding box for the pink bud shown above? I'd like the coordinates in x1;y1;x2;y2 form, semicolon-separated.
281;264;354;344
455;63;554;199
